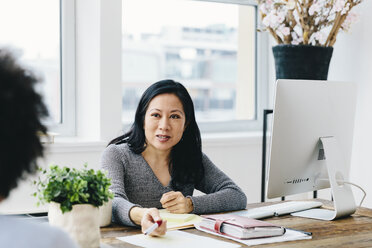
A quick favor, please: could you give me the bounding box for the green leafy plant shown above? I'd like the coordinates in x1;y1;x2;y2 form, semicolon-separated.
34;164;114;213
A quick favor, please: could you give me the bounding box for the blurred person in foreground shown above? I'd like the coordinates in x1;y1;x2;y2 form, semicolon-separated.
0;49;78;247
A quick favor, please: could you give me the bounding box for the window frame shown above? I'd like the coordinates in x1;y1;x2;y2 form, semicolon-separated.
193;0;269;133
120;0;269;133
47;0;76;136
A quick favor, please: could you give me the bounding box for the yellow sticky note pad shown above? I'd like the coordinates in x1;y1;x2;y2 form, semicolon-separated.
159;209;202;230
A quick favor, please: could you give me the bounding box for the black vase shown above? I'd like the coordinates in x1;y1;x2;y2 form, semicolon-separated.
272;45;333;80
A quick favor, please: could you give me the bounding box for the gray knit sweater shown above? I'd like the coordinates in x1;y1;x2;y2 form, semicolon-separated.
100;143;247;226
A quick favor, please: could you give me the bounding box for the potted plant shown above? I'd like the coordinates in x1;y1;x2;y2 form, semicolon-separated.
34;164;114;248
257;0;364;80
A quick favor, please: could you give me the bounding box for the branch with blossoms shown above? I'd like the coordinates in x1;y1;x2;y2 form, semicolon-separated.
258;0;363;47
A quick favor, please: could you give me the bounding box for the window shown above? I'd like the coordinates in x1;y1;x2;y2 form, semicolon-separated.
0;0;75;135
122;0;266;132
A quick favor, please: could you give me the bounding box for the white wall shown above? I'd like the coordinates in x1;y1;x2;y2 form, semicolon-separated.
75;0;122;141
202;133;263;203
327;1;372;208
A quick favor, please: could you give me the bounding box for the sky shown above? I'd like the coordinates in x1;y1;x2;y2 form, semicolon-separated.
0;0;239;59
0;0;59;59
122;0;239;35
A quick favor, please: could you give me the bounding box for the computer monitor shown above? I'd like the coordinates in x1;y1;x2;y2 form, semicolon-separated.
267;79;357;220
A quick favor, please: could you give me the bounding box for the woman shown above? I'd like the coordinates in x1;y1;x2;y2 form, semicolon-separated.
101;79;247;236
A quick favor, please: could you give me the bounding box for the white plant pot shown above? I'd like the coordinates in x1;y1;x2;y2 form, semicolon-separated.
98;198;112;227
48;202;100;248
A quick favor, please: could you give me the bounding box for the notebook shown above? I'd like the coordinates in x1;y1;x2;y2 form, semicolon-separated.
199;213;285;240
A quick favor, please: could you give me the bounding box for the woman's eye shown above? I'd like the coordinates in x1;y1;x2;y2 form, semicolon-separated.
170;114;180;119
151;113;160;118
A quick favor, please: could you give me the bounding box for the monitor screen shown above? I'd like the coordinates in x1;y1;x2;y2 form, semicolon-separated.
267;79;357;200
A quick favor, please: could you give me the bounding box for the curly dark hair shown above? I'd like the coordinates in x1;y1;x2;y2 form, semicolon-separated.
0;49;48;198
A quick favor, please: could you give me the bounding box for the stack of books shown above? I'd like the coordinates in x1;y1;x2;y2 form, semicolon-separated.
198;213;285;240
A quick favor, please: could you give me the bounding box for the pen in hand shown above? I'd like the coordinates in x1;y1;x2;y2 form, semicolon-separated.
144;220;163;235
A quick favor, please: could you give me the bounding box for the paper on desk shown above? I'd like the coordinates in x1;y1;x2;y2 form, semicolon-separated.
194;223;311;246
117;230;240;248
159;209;202;230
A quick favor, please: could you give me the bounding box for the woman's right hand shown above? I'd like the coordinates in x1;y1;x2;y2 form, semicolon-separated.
141;208;167;236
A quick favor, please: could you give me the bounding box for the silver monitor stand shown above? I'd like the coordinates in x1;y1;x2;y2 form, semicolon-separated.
292;137;356;220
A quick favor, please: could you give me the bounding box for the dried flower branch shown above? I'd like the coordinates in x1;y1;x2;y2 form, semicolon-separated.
258;0;363;47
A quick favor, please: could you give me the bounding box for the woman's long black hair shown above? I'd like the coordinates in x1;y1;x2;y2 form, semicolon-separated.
109;79;204;189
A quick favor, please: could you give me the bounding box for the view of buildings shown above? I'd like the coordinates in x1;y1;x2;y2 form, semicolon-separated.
1;0;255;127
122;24;240;123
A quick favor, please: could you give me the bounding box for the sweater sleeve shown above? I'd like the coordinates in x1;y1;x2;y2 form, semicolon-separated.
188;153;247;214
100;144;140;227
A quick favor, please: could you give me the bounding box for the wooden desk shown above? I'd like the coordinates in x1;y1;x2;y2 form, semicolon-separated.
100;201;372;247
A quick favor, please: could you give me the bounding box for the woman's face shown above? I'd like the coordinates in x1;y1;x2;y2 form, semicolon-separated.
143;93;186;154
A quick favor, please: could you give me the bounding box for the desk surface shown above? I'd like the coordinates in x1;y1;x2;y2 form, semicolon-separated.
100;201;372;247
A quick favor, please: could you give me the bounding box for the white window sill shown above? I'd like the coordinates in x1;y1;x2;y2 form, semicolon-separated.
44;137;107;154
44;131;263;154
202;131;263;147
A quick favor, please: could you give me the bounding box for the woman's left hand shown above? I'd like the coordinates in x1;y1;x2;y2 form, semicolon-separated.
160;191;194;214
